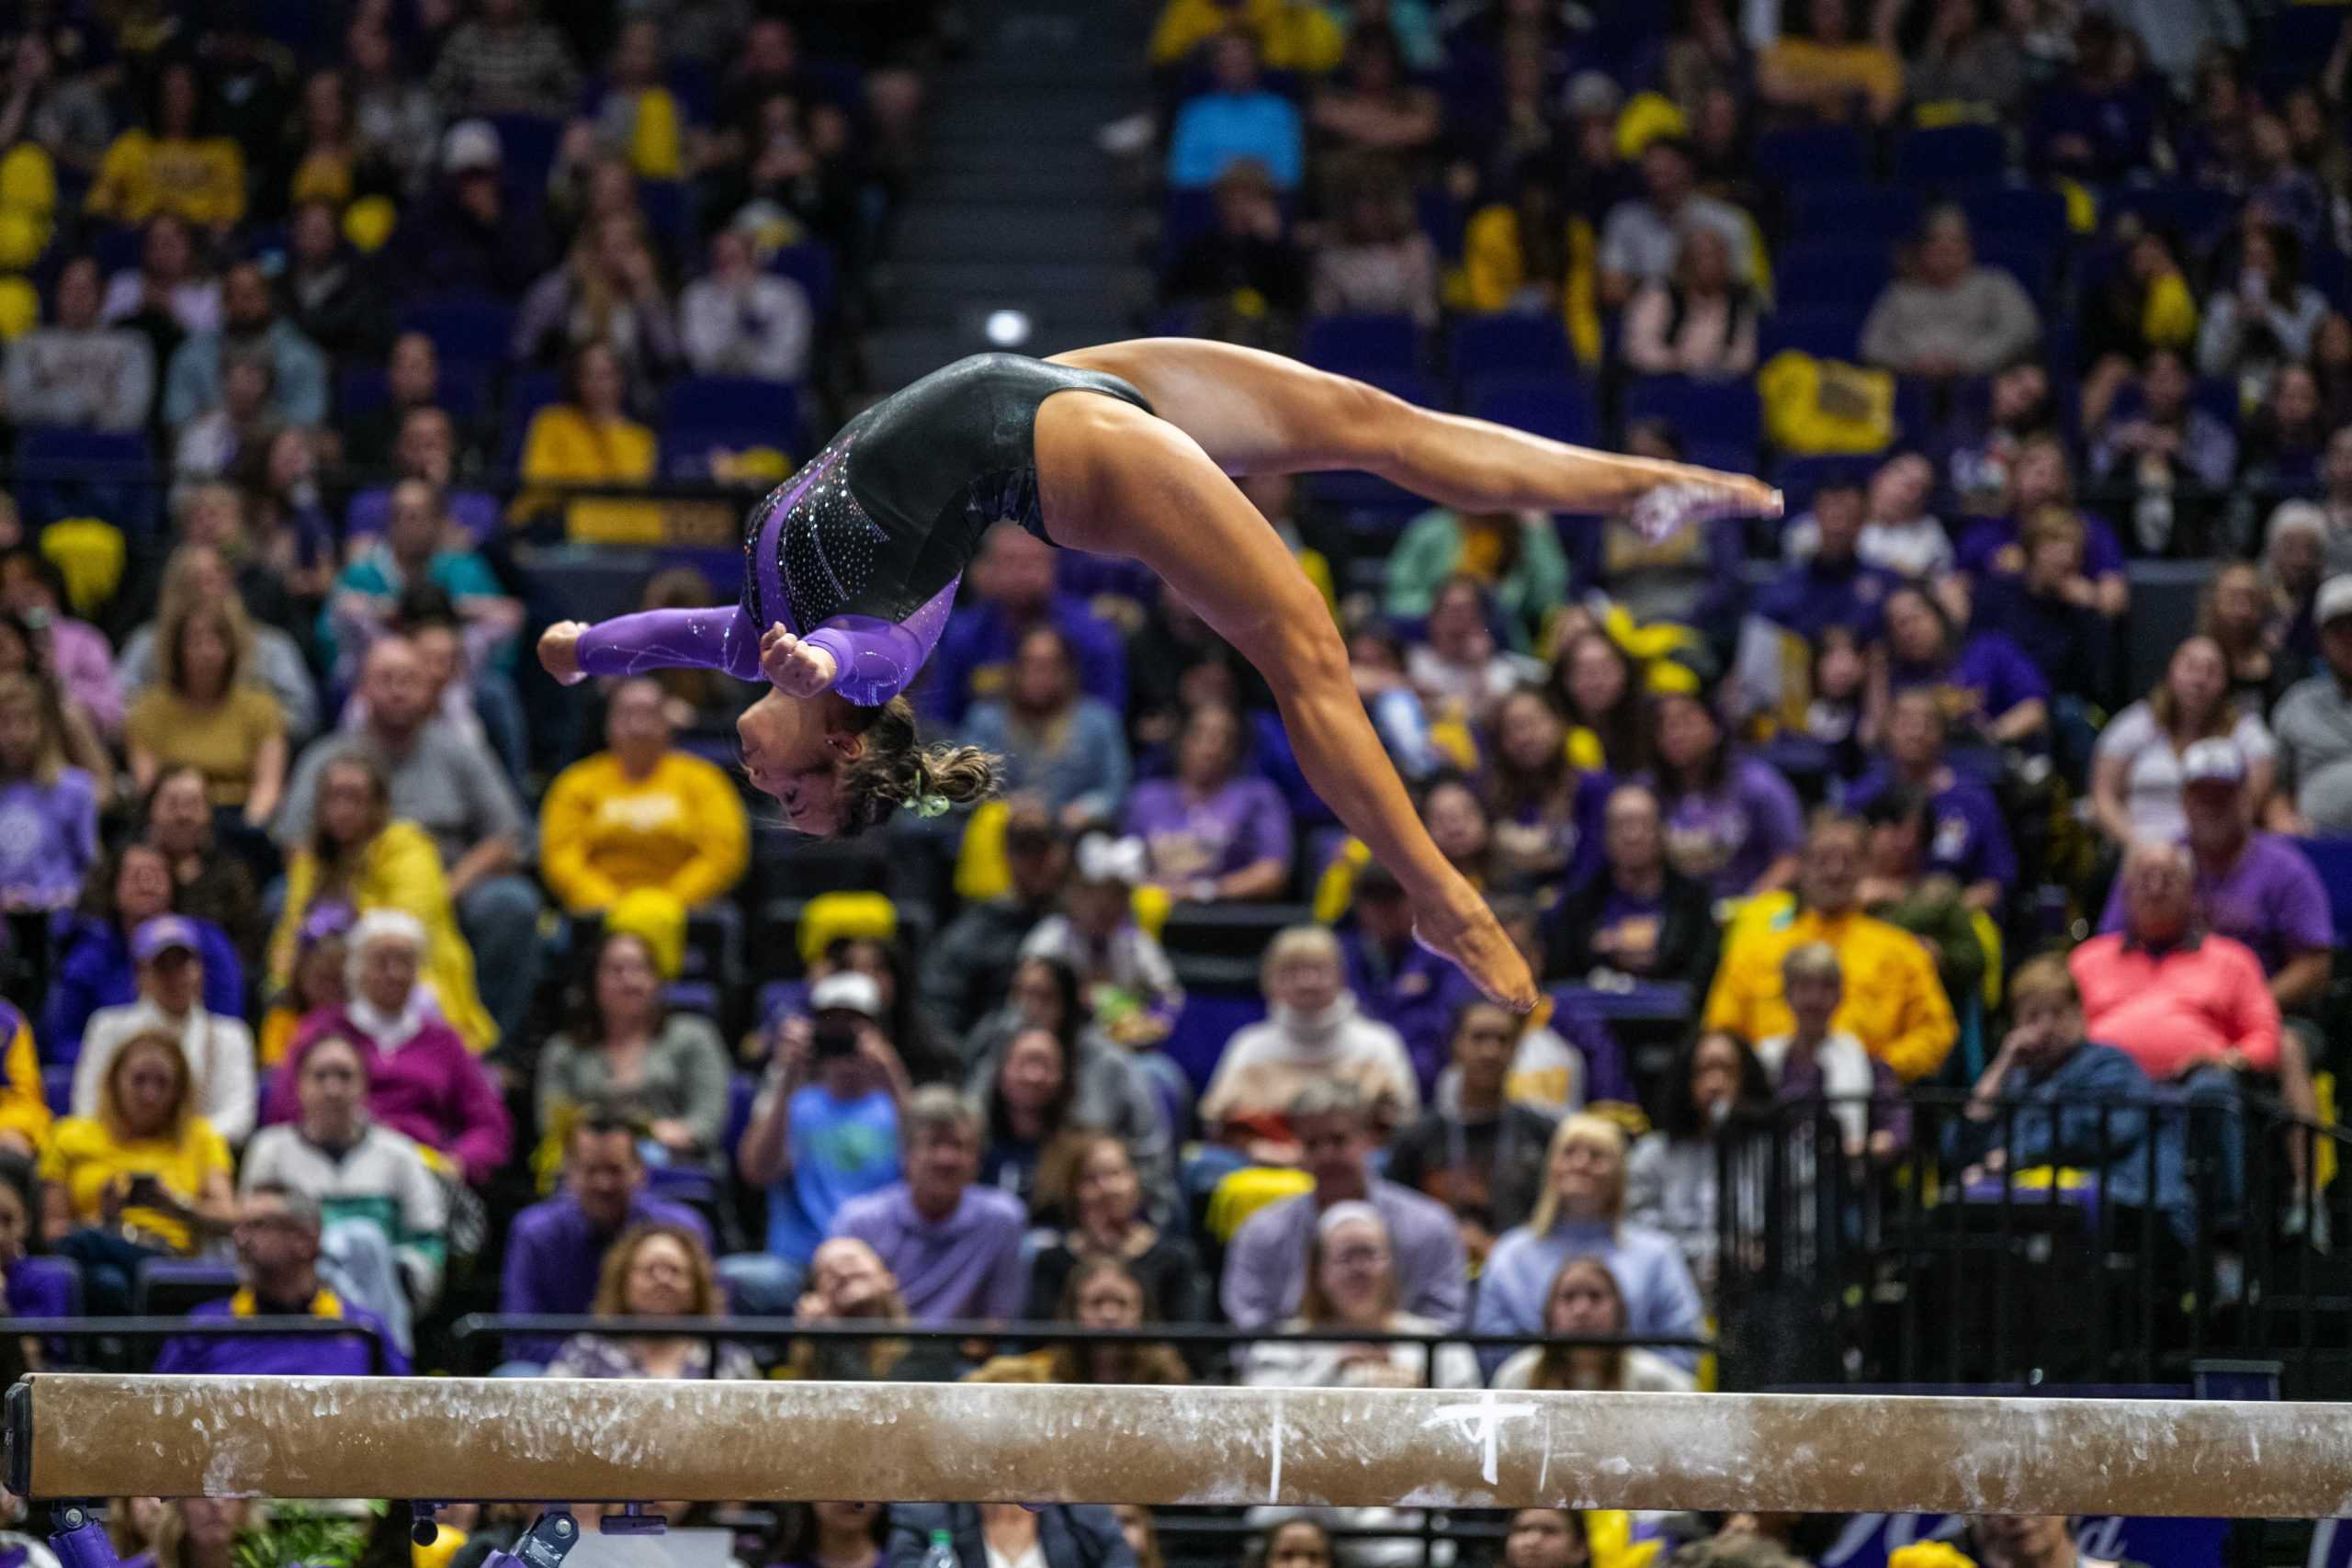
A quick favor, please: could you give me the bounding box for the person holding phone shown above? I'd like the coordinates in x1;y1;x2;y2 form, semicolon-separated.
37;1026;237;1314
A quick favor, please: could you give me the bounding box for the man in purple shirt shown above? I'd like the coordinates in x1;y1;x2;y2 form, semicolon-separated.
1220;1079;1467;1329
1756;477;1900;643
501;1118;713;1361
920;524;1126;726
1340;861;1480;1091
1845;690;2017;909
2098;739;2335;1020
829;1085;1027;1324
153;1186;409;1377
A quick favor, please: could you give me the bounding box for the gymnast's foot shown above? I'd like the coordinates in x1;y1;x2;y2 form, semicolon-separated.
1412;888;1538;1014
1629;477;1784;543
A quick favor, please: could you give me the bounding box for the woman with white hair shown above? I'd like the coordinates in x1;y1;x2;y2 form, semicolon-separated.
1200;926;1419;1141
260;909;512;1184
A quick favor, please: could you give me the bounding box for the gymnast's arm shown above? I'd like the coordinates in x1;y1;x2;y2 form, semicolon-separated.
553;605;768;682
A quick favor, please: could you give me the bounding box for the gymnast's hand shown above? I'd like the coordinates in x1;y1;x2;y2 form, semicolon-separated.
761;623;839;697
537;621;589;686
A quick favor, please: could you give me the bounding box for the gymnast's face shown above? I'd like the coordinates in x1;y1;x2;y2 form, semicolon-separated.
739;691;855;834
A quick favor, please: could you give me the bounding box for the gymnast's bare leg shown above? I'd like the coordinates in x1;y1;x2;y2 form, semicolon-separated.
1035;341;1779;1010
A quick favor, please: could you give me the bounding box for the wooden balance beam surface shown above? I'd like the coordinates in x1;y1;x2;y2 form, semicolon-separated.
11;1376;2352;1518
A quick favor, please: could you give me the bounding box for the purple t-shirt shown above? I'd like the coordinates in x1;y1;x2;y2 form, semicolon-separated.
1889;631;2050;728
1650;755;1804;900
1124;775;1295;884
2098;833;2335;979
0;770;97;910
1957;511;2126;580
829;1181;1029;1324
153;1292;409;1376
1845;764;2018;893
4;1256;74;1318
499;1190;715;1359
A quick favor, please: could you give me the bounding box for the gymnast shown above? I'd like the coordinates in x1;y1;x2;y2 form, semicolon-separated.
537;340;1781;1009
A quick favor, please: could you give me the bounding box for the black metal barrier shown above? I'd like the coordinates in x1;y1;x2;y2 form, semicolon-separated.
7;1314;392;1376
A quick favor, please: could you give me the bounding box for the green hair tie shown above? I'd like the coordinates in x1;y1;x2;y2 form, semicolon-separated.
905;792;952;819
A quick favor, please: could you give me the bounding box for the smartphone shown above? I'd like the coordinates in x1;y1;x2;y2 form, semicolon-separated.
122;1172;168;1207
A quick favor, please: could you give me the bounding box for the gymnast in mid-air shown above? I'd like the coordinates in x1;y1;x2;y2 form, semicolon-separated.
537;339;1781;1010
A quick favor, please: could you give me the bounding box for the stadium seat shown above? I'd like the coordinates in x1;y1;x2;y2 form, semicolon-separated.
499;367;562;467
1464;372;1597;447
397;295;519;369
1961;186;2067;249
1894;124;2008;186
40;1063;70;1116
1758;305;1864;361
1623;375;1762;467
1449;313;1573;381
2109;185;2236;247
2293;839;2352;939
132;1258;240;1317
768;243;838;320
661;376;804;475
1789;183;1920;246
1775;244;1893;311
15;426;159;534
1301;312;1421;377
485;113;562;197
1772;453;1877;513
1750;125;1869;187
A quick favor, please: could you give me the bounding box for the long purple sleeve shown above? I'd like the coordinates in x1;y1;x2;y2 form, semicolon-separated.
803;576;960;706
577;605;765;681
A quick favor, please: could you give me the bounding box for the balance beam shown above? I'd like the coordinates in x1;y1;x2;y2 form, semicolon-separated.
10;1375;2352;1518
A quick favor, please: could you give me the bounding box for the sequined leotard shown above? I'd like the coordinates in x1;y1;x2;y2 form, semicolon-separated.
575;353;1153;705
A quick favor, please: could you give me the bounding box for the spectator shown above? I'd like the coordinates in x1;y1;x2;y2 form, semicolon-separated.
1946;361;2057;516
119;545;319;742
1876;583;2049;750
2093;636;2276;845
2267;500;2327;674
1545;629;1648;774
41;843;243;1055
1490;1255;1699;1391
963;956;1177;1216
0;28;109;186
266;753;494;1055
1310;26;1441;164
680;227;814;383
1385;509;1568;656
1385;1000;1560;1244
240;1032;448;1323
2089;348;2239;556
2197;222;2328;397
920;807;1070;1038
1220;1079;1466;1330
1860;206;2041;379
1969;508;2110;705
430;0;582;118
539;678;749;916
1846;689;2017;911
343;18;438;194
324;480;521;686
1904;0;2028;118
928;523;1128;727
1166;33;1306;192
0;550;120;744
277;200;382;365
1243;1196;1478;1391
1645;690;1804;899
99;214;219;354
1337;859;1480;1087
1202;928;1420;1137
402;119;549;300
886;1506;1132;1568
277;636;539;1045
343;334;446;473
1598;138;1760;310
266;911;513;1185
1757;0;1903;125
777;1503;888;1568
1484;687;1608;888
960;625;1133;832
161;259;328;431
1623;223;1761;379
786;1234;931;1382
122;592;285;830
2236;365;2329;502
544;1222;758;1380
1250;1521;1336;1568
5;254;154;432
0;671;96;915
1625;1029;1767;1297
1165;160;1307;324
1757;942;1909;1156
1702;811;1958;1081
241;428;339;629
831;1086;1029;1324
1851;784;1990;1012
39;1028;237;1314
1474;1113;1706;1373
345;407;503;547
1961;955;2189;1240
972;1254;1190;1384
72;916;256;1145
537;931;731;1172
85;61;244;231
153;1185;407;1376
812;934;961;1086
2025;14;2157;184
1019;837;1183;1048
501;1117;715;1364
1125;703;1293;904
1757;478;1899;642
0;1001;46;1164
1308;160;1439;327
1408;575;1543;730
513;340;663;544
0;1164;62;1343
582;17;688;179
1547;782;1720;989
972;1021;1086;1213
513;212;684;385
171;346;277;486
1024;1132;1204;1324
2273;575;2352;832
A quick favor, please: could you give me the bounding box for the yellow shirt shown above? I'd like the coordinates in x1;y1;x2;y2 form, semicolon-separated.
124;684;283;807
1761;39;1904;122
85;130;246;228
38;1114;231;1252
1148;0;1342;71
1457;205;1602;367
514;404;663;545
538;750;751;914
0;1006;50;1153
268;818;497;1053
1702;904;1957;1081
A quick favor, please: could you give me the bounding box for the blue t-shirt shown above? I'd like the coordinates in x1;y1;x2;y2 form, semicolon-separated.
765;1084;902;1265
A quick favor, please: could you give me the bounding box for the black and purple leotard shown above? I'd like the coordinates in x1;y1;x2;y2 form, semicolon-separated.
576;352;1153;705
